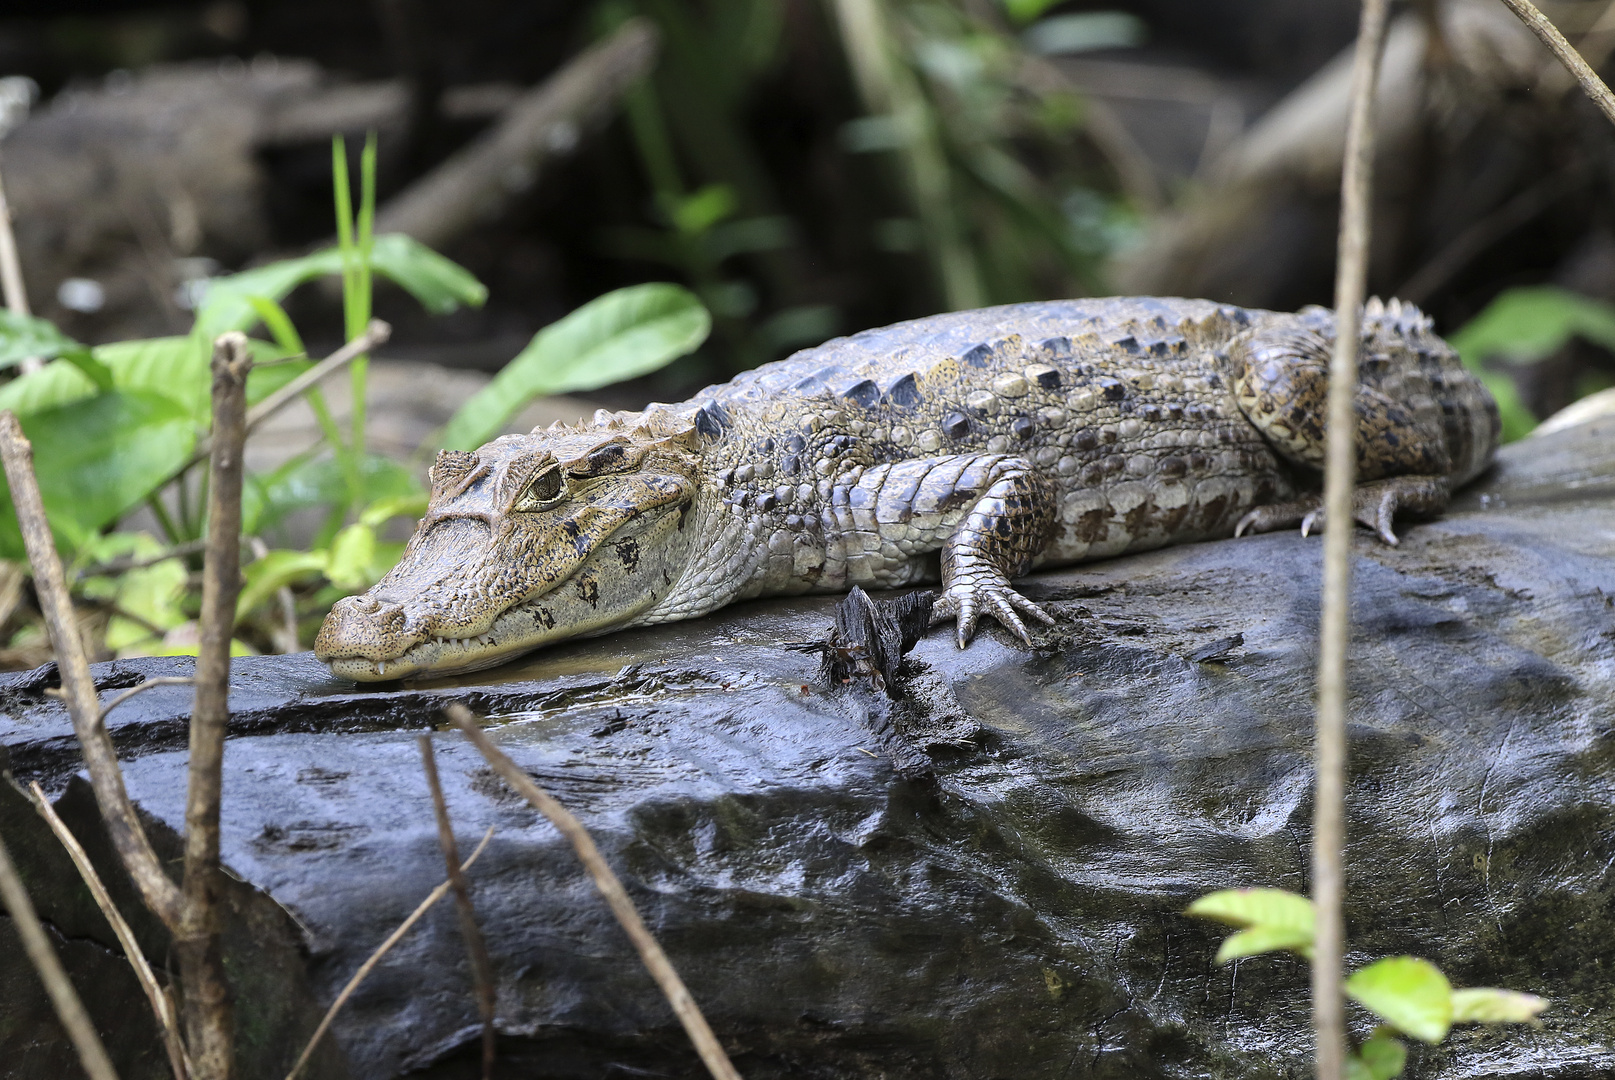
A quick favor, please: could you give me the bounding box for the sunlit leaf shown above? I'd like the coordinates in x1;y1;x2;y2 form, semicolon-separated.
359;493;428;528
249;454;422;537
0;391;196;559
1345;957;1453;1044
1450;987;1549;1025
325;523;377;590
440;284;710;451
1214;924;1315;963
1450;285;1615;367
236;550;329;622
368;233;488;314
1186;888;1316;933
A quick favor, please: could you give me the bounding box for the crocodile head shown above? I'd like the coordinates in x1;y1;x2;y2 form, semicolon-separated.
315;415;702;681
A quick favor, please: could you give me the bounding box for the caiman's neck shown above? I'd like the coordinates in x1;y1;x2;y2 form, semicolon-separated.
623;485;771;628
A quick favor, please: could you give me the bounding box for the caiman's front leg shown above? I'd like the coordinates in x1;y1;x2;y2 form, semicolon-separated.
929;458;1059;647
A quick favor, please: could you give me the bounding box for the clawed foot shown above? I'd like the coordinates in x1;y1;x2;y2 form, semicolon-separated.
1233;476;1449;547
931;581;1055;648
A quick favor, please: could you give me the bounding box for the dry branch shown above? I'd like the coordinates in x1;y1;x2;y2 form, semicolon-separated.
418;736;498;1079
373;19;659;249
0;411;185;928
98;677;196;724
1315;2;1390;1079
176;331;252;1080
0;827;120;1080
28;782;191;1080
445;703;744;1080
283;828;494;1080
1498;0;1615;126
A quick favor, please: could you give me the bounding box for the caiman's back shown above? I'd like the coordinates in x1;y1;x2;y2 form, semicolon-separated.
672;296;1497;600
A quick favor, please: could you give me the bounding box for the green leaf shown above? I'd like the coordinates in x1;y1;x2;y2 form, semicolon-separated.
1346;957;1454;1044
1450;987;1549;1025
325;523;376;590
1186;888;1316;933
1000;0;1065;25
77;532;189;654
0;391;197;558
359;493;428;528
1214;924;1316;963
440;284;711;451
367;234;488;314
0;310;87;368
245;295;307;356
249;454;422;536
246;359;314;408
1450;286;1615;368
236;550;329;622
1346;1032;1408;1080
195;250;346;340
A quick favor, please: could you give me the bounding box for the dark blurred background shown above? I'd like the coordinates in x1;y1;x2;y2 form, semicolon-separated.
0;0;1611;418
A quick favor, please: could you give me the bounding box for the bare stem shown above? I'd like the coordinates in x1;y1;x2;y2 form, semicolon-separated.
418;736;498;1080
178;332;252;1080
445;703;744;1080
0;411;185;929
1498;0;1615;126
1316;2;1390;1079
283;829;494;1080
28;783;191;1080
0;159;41;375
0;826;120;1080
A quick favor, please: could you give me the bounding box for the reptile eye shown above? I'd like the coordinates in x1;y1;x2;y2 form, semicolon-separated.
514;467;565;512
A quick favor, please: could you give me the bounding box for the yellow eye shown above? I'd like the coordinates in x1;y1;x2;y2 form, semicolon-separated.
514;467;565;511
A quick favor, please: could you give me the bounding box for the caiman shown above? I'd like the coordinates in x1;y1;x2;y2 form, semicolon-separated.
315;296;1499;681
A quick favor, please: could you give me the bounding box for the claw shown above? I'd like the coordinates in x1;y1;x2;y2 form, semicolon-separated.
1300;508;1324;537
934;581;1052;648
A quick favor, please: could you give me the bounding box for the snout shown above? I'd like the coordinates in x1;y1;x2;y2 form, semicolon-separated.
314;593;413;662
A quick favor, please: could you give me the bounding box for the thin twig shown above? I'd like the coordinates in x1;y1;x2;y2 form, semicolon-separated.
0;411;185;929
1498;0;1615;126
182;320;391;474
418;736;497;1080
445;703;744;1080
0;156;41;376
99;677;197;724
78;539;209;578
177;332;252;1080
0;827;120;1080
1316;3;1390;1080
27;782;191;1080
283;828;494;1080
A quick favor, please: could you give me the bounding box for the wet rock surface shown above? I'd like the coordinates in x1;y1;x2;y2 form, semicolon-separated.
5;419;1615;1078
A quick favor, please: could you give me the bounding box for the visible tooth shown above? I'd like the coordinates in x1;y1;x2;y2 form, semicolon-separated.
377;661;386;675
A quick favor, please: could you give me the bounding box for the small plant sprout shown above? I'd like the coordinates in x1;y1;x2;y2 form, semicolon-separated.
1187;888;1548;1079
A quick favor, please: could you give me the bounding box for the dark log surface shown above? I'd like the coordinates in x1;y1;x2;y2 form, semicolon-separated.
4;418;1615;1079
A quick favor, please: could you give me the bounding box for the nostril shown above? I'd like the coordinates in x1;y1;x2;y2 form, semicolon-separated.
348;595;381;614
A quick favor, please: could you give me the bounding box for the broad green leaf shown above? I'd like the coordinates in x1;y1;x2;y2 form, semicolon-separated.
1214;923;1315;963
0;391;196;559
236;549;328;621
367;233;487;314
0;310;86;368
325;523;376;590
1000;0;1063;25
1346;1032;1408;1080
246;358;315;408
1450;987;1548;1025
1346;957;1453;1044
440;284;711;451
77;532;189;655
359;493;428;528
194;236;484;339
249;454;422;536
1186;888;1316;934
1450;286;1615;367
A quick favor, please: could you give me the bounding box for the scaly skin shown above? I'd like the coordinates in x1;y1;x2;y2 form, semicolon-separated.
315;296;1499;681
